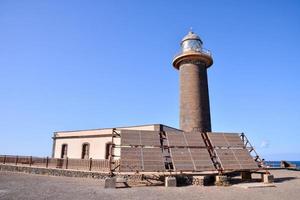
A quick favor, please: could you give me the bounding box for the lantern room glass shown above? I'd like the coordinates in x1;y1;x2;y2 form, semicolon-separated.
181;39;202;53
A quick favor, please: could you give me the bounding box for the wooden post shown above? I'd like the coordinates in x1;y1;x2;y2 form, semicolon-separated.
15;156;18;165
66;157;69;169
89;158;92;171
3;155;6;164
46;157;49;168
29;156;32;166
109;144;113;173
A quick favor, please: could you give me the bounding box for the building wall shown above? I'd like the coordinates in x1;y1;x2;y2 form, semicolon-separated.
52;124;160;160
179;63;211;132
54;136;112;159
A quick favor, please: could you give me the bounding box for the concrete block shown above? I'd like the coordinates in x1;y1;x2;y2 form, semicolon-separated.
116;177;126;183
261;174;274;183
215;175;230;186
165;176;177;187
215;175;227;182
116;177;129;188
192;176;213;186
104;177;116;189
241;171;252;181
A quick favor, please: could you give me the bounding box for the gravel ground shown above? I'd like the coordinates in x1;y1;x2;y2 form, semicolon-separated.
0;170;299;200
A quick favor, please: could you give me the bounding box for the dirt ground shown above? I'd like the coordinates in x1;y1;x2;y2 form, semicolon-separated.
0;169;299;200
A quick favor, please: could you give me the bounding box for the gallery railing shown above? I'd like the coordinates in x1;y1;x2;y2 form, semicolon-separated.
0;155;119;172
173;48;212;59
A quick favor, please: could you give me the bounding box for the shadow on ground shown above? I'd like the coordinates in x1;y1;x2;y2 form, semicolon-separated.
274;177;298;183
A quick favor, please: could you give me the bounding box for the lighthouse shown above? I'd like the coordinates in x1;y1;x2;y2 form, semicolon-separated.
172;31;213;132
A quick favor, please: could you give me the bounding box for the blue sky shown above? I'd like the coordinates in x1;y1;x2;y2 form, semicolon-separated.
0;0;299;160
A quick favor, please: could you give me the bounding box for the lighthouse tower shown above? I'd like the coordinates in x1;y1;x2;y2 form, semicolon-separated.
172;31;213;132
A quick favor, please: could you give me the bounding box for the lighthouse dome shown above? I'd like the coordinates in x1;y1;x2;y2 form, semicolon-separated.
181;31;203;53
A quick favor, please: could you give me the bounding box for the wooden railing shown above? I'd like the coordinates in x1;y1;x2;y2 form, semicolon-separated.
0;155;119;172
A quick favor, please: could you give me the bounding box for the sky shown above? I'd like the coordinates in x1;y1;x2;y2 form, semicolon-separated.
0;0;299;161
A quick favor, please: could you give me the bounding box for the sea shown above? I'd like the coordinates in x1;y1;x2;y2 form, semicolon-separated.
265;161;300;169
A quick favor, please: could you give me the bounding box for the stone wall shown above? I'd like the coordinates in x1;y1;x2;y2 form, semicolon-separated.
0;164;109;179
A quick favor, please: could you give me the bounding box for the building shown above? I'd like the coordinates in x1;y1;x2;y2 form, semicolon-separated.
52;124;180;159
52;31;213;160
173;31;213;132
52;31;259;174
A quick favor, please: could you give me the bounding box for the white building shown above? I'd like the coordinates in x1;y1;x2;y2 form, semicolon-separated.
52;124;180;160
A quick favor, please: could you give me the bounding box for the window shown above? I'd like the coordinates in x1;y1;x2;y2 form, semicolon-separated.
81;143;90;159
105;142;112;160
61;144;68;158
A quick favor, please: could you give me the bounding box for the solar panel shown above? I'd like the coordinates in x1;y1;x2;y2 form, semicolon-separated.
232;149;258;169
166;132;186;147
224;133;245;148
169;148;194;171
140;131;161;147
189;148;216;171
120;130;161;146
142;148;165;172
207;132;244;148
215;149;241;170
184;132;206;147
120;147;166;172
169;147;215;171
207;133;228;147
120;130;141;146
166;132;206;147
215;149;258;170
120;147;143;172
120;131;257;172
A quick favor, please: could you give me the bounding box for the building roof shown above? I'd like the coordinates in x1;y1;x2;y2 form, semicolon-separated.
53;124;181;139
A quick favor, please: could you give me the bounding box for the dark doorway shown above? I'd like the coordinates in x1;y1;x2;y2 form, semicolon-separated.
105;142;112;159
81;143;90;159
61;144;68;158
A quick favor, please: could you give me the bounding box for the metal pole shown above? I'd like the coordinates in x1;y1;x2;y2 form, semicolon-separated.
109;144;113;174
15;156;18;165
3;155;6;164
241;133;245;144
89;158;92;171
29;156;32;166
46;157;49;168
66;157;68;169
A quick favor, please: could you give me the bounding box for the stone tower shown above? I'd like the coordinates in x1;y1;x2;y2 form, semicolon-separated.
172;31;213;132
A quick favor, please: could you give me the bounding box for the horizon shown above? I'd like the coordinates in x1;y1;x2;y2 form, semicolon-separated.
0;0;299;161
